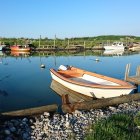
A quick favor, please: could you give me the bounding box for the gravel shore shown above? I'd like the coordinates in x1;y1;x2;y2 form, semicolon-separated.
0;100;140;140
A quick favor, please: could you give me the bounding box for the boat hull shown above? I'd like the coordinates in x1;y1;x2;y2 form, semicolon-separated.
104;42;125;50
10;45;30;52
0;45;6;51
50;71;133;98
10;48;30;51
104;46;124;50
11;51;30;56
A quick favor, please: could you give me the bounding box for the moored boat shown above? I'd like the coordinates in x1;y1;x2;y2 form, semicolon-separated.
10;45;30;52
50;65;135;98
104;42;125;50
0;45;6;51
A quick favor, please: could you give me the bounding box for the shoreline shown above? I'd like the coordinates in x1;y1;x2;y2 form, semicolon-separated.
0;100;140;140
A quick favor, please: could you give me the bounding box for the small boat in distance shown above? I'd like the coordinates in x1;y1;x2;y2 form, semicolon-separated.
10;45;30;52
0;45;6;51
104;42;125;50
50;65;135;98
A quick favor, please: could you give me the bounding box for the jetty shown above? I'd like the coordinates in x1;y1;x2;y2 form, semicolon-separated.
125;64;140;92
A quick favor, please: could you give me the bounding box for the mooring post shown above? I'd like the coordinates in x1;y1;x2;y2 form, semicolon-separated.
124;63;131;81
136;65;140;77
134;84;138;93
68;39;69;48
39;35;41;48
84;41;86;49
62;94;70;104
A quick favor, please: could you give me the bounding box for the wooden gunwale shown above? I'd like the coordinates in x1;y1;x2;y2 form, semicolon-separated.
50;67;135;89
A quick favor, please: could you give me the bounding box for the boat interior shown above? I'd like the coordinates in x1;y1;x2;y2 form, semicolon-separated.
57;67;123;86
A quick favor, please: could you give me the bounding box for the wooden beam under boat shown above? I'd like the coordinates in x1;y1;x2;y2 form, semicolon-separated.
0;104;58;117
62;93;140;113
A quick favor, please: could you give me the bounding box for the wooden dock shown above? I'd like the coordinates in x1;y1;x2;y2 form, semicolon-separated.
125;64;140;91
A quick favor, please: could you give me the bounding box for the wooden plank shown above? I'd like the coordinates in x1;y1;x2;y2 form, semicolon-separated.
136;65;140;77
50;80;93;104
1;104;58;117
62;93;140;113
124;63;130;80
126;76;140;84
125;64;140;85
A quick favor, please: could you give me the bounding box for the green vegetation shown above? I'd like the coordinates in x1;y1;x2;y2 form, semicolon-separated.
85;112;140;140
0;35;140;49
134;112;140;126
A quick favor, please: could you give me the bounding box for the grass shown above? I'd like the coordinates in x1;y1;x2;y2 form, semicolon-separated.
85;112;140;140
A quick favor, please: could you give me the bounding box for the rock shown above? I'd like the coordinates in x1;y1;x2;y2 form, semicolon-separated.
44;112;50;117
108;106;116;112
4;129;11;135
5;136;13;140
22;132;29;139
9;126;16;132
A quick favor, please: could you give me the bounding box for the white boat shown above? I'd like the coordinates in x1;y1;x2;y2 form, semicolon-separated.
50;65;135;98
0;45;6;51
104;42;125;50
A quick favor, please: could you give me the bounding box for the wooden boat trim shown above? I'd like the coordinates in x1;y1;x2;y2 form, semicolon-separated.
50;67;135;89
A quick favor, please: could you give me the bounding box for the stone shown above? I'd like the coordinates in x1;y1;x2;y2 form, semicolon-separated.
4;129;11;135
9;126;16;132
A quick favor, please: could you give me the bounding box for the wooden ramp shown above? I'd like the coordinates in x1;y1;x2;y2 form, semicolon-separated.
50;80;93;104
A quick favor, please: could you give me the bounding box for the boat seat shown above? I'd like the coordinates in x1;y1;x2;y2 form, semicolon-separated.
58;70;83;78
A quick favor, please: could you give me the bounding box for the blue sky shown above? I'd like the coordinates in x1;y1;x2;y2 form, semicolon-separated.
0;0;140;39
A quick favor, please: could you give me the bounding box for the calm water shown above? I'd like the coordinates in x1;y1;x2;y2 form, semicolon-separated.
0;50;140;113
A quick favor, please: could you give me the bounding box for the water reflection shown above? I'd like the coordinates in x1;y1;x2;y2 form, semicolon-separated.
0;75;11;82
50;80;92;104
103;49;124;56
2;49;140;58
10;51;30;57
0;49;140;113
0;89;8;97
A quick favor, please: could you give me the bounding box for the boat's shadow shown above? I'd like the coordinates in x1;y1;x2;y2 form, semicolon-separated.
50;80;93;104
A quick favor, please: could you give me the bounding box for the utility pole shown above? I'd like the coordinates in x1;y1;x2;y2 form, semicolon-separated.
68;39;69;48
39;35;41;48
54;34;56;48
84;41;86;49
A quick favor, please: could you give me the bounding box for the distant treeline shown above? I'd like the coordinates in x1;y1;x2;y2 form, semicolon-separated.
0;35;140;48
